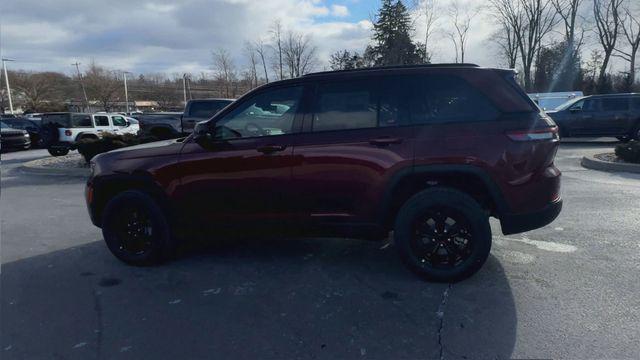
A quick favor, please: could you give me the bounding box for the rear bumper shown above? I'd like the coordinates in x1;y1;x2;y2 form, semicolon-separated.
500;198;562;235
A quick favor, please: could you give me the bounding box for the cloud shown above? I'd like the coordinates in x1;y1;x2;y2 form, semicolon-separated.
0;0;368;75
331;4;350;17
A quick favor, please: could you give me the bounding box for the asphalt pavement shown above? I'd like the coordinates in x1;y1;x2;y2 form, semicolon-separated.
1;141;639;359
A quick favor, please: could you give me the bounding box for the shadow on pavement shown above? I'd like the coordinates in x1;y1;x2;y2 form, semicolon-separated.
1;236;517;359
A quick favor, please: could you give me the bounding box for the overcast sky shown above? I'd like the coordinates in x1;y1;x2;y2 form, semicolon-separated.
0;0;627;77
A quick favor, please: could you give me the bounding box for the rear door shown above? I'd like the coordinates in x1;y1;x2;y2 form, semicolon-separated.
567;98;600;135
291;75;414;223
594;97;632;135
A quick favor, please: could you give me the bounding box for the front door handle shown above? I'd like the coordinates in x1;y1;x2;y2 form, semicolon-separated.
369;137;403;146
257;144;287;154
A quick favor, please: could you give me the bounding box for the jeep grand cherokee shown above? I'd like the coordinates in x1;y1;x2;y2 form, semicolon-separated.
86;64;562;282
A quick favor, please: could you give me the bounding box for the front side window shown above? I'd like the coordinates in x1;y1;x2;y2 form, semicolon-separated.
311;80;378;132
112;116;127;126
214;86;302;139
94;116;109;126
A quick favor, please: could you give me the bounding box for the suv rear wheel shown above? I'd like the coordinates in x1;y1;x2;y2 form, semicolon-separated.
394;188;492;282
102;190;175;266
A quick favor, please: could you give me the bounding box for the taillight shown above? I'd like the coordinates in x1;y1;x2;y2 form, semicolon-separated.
506;127;559;141
64;130;72;136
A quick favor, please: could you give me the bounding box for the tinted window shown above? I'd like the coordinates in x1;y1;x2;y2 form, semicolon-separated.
601;97;628;111
312;79;378;131
42;114;71;127
94;116;109;126
412;75;499;124
72;114;93;127
215;86;302;139
112;116;127;126
189;101;231;118
632;97;640;110
3;119;34;130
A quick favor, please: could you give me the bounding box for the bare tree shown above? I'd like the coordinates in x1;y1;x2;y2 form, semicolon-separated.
282;31;318;78
84;62;121;111
551;0;585;50
11;71;69;111
593;0;624;85
446;0;476;63
413;0;439;62
212;48;236;98
492;22;520;68
489;0;558;90
614;0;640;85
254;39;270;83
270;20;285;80
243;41;259;89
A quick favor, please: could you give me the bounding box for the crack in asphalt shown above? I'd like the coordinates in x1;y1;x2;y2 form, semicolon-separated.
92;289;104;360
436;284;452;360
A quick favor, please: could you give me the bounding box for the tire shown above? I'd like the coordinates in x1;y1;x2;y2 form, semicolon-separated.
47;147;69;156
101;190;175;266
394;187;492;283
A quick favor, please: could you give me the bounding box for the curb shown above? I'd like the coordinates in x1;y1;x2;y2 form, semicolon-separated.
581;154;640;174
19;159;90;177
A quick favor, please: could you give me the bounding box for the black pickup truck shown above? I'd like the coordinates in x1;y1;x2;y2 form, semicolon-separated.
136;98;234;139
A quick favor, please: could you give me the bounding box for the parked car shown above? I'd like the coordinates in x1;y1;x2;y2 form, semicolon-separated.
528;91;583;111
137;99;234;139
86;64;562;282
546;93;640;141
1;121;31;151
40;112;140;156
1;117;42;147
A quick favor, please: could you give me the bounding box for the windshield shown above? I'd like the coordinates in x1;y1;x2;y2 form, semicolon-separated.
554;96;586;111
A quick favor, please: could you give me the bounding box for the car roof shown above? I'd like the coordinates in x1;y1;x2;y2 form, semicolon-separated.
303;63;480;78
586;93;640;99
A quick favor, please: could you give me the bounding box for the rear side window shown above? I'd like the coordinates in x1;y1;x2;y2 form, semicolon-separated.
312;80;378;131
189;101;231;118
72;114;93;127
601;97;629;111
411;75;499;124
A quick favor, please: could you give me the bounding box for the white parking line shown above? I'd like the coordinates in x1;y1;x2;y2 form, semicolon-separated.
495;236;577;253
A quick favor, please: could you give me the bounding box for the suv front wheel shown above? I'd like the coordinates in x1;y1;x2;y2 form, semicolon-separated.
394;188;492;282
102;190;175;266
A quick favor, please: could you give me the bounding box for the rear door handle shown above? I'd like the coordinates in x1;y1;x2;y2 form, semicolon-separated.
257;144;287;154
369;137;403;146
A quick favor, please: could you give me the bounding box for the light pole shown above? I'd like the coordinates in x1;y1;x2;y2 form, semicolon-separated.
123;71;131;114
72;62;89;112
2;58;15;114
182;73;188;106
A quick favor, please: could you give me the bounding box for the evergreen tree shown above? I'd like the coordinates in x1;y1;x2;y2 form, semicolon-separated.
370;0;422;66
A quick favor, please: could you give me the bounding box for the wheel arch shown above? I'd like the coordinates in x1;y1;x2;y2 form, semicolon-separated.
380;165;509;229
91;172;171;227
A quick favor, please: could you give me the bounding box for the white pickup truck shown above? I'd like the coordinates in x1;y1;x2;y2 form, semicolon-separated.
40;112;140;156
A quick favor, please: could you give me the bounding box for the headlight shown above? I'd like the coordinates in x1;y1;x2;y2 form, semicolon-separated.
24;133;30;137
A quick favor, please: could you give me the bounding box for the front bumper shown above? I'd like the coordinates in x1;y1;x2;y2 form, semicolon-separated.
500;198;563;235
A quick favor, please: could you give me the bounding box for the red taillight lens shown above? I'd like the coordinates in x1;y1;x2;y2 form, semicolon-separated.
85;184;94;204
64;130;72;136
506;126;559;141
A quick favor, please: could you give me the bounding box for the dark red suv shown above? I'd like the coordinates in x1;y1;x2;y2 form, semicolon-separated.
86;64;562;282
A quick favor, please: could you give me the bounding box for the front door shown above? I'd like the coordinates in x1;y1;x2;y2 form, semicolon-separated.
175;85;304;226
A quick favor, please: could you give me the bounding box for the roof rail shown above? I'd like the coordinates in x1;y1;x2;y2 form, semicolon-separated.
303;63;480;77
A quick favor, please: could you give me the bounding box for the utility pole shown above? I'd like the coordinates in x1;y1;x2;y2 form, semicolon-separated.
182;73;188;106
72;62;89;112
2;58;15;114
123;71;131;114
